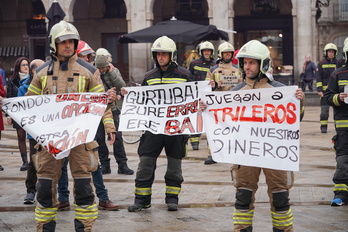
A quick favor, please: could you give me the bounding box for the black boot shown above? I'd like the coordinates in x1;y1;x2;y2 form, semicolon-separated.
42;220;56;232
20;154;28;171
320;125;327;133
101;165;111;174
241;226;253;232
204;156;217;165
118;164;134;175
273;227;284;232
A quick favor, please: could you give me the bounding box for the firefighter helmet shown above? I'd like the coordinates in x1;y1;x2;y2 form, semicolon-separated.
76;40;94;57
49;20;80;55
151;36;177;63
236;40;272;74
344;37;348;46
198;41;214;57
217;42;234;59
323;43;337;57
343;42;348;63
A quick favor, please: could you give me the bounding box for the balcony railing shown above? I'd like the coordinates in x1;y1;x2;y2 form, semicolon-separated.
333;3;348;22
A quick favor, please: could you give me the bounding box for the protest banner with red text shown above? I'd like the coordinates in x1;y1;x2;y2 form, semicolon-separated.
2;93;108;159
201;86;300;171
119;81;211;135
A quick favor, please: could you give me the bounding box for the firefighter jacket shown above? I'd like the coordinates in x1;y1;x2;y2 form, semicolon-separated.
188;57;215;81
143;63;192;86
101;67;126;112
233;76;305;121
206;62;241;91
26;54;116;134
316;57;337;92
337;57;346;69
324;65;348;131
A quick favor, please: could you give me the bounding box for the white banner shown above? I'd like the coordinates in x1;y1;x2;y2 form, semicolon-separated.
201;86;300;171
2;93;108;159
119;81;211;135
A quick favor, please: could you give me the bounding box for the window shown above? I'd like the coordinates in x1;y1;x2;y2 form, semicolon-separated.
104;0;127;18
247;30;283;74
250;0;280;15
338;0;348;21
176;0;205;17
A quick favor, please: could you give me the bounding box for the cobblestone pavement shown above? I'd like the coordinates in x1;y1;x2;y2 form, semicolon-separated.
1;106;348;231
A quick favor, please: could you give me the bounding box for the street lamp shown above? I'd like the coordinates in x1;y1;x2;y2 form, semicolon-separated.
316;0;331;22
316;0;331;7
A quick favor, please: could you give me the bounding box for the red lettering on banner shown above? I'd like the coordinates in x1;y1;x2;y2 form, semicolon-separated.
56;94;108;104
166;100;199;117
165;117;195;134
61;103;106;119
208;103;297;124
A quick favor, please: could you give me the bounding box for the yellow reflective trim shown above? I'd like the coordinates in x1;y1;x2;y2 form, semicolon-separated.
78;76;86;92
338;80;348;85
166;186;181;195
28;83;42;95
189;137;200;143
323;85;327;91
333;94;340;106
103;118;114;125
333;184;348;191
74;204;98;211
193;66;210;72
162;78;187;83
41;76;48;94
89;84;104;93
316;82;323;87
322;64;337;68
147;78;161;85
335;120;348;128
135;187;152;195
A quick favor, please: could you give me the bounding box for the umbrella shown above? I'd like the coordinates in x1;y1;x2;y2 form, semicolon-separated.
46;0;66;34
45;0;66;56
118;19;229;44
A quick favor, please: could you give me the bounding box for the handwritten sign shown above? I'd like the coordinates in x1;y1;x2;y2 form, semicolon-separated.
201;86;300;171
2;93;108;159
214;71;241;86
119;81;211;135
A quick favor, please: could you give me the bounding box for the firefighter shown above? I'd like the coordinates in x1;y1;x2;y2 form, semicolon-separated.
336;37;348;69
188;41;215;150
203;41;242;165
316;43;338;133
230;40;304;232
125;36;192;212
76;40;95;62
324;42;348;206
26;20;116;232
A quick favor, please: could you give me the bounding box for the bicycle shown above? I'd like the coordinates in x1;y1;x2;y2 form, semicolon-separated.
121;81;143;144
